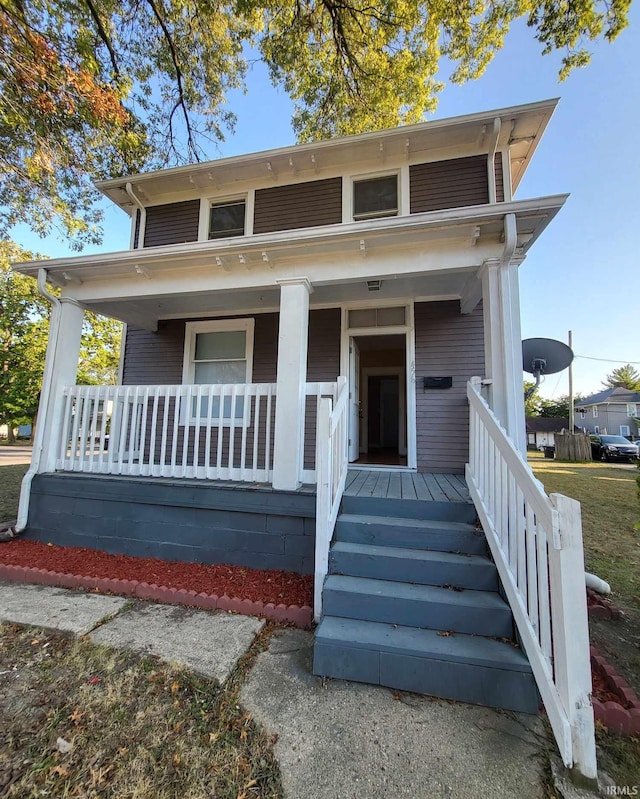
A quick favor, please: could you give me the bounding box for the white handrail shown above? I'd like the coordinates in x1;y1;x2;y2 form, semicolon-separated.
466;377;596;780
314;375;349;621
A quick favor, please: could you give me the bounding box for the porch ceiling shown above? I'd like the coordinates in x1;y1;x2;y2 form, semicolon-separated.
82;269;477;327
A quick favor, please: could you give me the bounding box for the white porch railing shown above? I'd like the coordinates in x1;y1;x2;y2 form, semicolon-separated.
57;383;280;482
57;382;340;484
314;375;349;621
466;377;596;779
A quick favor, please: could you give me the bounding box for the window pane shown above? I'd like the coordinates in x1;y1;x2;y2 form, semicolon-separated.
349;309;377;328
195;330;246;361
192;395;244;420
354;176;398;218
376;306;405;326
194;361;246;384
209;201;245;239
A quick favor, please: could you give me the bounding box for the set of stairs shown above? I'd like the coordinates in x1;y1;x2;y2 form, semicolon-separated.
313;493;539;713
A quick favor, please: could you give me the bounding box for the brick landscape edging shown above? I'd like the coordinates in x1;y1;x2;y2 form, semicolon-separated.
590;646;640;736
0;563;313;629
586;588;625;620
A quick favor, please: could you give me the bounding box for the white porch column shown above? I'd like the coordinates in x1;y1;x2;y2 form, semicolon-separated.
272;278;312;490
38;297;85;472
481;258;507;428
498;259;527;457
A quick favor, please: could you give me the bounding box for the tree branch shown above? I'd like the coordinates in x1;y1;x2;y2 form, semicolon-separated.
142;0;199;161
81;0;121;82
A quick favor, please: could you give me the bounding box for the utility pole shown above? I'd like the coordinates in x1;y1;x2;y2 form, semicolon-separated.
568;330;574;433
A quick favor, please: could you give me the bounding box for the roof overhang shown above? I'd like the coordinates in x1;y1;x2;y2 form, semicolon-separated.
95;99;559;212
15;196;567;287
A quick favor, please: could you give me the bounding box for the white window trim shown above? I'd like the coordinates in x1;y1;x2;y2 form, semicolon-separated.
594;425;600;434
197;193;252;242
620;425;631;437
182;318;254;384
626;403;637;417
182;318;255;426
592;406;598;418
350;170;401;223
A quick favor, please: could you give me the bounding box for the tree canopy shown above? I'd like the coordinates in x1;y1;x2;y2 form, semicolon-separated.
0;0;631;246
602;364;640;391
0;241;123;437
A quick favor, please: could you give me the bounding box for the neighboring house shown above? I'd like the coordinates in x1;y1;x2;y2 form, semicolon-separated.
13;99;597;775
575;387;640;438
526;417;575;449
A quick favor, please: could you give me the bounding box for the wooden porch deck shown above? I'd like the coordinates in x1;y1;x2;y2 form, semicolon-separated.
344;469;469;503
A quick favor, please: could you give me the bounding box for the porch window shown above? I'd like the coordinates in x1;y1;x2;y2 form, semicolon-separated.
353;175;398;221
208;199;246;239
348;306;406;328
182;319;254;422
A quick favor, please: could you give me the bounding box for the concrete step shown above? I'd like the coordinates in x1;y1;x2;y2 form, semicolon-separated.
335;513;487;555
340;494;477;525
313;616;539;714
329;541;498;591
322;574;513;638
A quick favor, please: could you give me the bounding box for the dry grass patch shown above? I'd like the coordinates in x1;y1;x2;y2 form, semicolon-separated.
0;623;282;799
0;465;26;522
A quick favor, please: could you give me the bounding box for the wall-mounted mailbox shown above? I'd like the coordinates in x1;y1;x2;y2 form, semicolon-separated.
423;376;453;390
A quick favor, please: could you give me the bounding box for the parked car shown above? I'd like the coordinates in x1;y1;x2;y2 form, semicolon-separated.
589;435;639;462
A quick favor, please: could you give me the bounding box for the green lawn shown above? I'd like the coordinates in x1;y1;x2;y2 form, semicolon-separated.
528;452;639;609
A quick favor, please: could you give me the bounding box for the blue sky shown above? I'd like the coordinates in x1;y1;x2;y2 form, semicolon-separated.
12;8;640;400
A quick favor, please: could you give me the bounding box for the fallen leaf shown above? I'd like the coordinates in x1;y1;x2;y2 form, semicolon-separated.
69;709;85;724
437;631;454;637
50;765;70;777
171;681;180;694
87;676;101;685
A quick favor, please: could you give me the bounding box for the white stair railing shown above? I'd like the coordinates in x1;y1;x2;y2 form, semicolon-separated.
314;375;349;621
466;377;596;780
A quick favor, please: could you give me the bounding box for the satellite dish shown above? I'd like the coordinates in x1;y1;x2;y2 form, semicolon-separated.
522;338;574;399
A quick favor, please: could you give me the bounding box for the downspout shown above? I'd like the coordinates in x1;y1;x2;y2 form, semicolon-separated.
126;182;145;249
16;269;62;531
487;118;502;205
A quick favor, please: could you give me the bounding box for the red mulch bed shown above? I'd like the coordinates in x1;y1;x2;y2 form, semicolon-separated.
0;539;312;608
592;668;631;708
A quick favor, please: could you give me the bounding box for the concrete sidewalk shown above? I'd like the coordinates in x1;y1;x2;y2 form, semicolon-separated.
0;445;33;466
0;581;551;798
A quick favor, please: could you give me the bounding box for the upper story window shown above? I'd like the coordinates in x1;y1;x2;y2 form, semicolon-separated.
209;199;246;240
626;403;637;417
593;406;598;418
353;175;398;221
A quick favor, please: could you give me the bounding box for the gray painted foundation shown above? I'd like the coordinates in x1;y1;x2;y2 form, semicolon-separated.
26;473;316;574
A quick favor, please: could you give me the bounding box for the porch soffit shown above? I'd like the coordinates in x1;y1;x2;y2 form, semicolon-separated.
82;269;477;328
14;196;567;298
95;98;558;208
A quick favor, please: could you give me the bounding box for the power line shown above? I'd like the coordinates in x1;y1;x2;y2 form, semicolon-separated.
575;355;640;365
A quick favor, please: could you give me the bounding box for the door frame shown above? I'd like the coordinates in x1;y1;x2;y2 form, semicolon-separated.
340;301;416;470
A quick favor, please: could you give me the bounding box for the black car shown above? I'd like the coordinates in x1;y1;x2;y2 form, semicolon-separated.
589;435;639;462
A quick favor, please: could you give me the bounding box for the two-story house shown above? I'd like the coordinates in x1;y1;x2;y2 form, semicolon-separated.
576;387;640;438
13;98;597;777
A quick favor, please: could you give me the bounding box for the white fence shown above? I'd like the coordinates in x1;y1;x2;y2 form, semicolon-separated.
466;377;596;779
314;376;349;620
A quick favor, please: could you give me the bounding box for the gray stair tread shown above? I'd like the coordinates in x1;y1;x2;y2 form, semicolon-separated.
331;540;491;569
316;616;531;672
337;513;476;533
324;574;507;611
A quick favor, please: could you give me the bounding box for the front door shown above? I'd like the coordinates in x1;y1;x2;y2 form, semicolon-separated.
350;334;407;466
